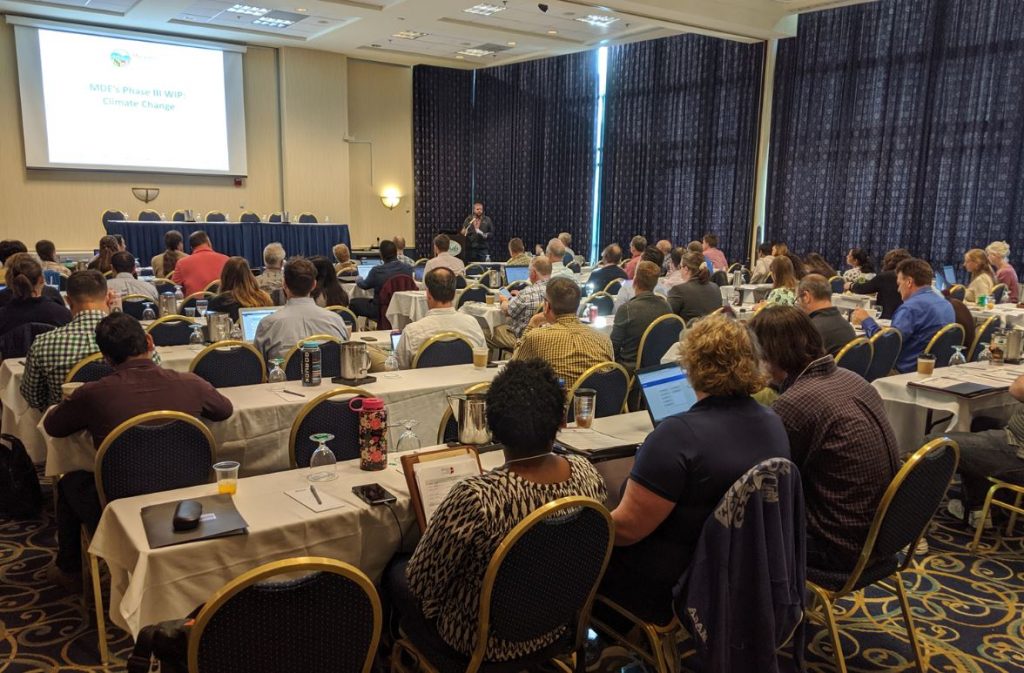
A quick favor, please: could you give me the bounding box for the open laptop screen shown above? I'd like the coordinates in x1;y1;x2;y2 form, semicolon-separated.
637;363;699;426
357;262;379;279
504;265;531;284
942;264;957;288
239;307;279;341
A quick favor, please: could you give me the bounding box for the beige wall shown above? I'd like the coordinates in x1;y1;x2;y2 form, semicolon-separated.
346;59;415;251
0;24;415;253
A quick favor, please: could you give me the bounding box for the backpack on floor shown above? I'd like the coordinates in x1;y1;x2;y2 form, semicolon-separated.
0;433;42;518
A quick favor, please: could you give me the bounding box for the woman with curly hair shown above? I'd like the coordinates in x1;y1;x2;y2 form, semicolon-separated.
599;313;790;626
207;257;273;321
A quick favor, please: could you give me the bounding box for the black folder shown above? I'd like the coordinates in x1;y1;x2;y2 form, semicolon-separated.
141;494;248;549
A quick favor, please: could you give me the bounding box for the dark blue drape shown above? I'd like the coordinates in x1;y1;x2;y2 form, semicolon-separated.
412;66;474;255
472;51;598;260
600;35;763;264
766;0;1024;269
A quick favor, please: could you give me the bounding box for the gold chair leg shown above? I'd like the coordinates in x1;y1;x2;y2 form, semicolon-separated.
971;484;1000;553
1007;491;1022;536
893;572;925;673
90;553;109;665
807;585;847;673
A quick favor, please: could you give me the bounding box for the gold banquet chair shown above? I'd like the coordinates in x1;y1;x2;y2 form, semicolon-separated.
189;341;266;388
65;352;114;384
970;471;1024;552
288;387;370;468
412;332;475;369
865;327;902;382
834;336;874;378
187;557;381;673
805;437;959;673
922;323;964;368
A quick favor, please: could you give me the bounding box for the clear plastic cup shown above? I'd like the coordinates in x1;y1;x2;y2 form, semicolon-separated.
573;388;597;428
473;347;489;369
213;460;240;495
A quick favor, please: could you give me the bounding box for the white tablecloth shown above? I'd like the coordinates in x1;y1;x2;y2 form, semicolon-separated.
42;362;500;477
385;290;499;330
339;281;374;301
969;304;1024;328
457;302;507;334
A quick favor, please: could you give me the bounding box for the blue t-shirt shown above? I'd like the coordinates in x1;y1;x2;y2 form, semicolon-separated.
863;286;955;373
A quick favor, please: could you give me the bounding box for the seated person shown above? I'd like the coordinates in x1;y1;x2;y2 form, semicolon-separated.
395;268;486;369
391;359;606;660
0;255;71;337
505;237;532;267
171;231;230;297
667;251;722;322
255;242;286;294
931;373;1024;528
796;274;856;355
512;277;614;384
656;240;673;273
208;257;273;322
546;238;574;278
333;243;358;276
107;251;159;302
491;257;552;351
803;252;836;279
43;312;233;591
613;247;668;310
254;257;349;362
701;233;728;272
853;258;954;373
764;256;798;306
750;242;774;283
0;246;65;310
21;271;112;410
601;314;790;624
559;232;577;263
151;230;187;278
423;234;466;277
350;240;414;320
624;236;646;280
750;306;899;571
843;248;874;285
87;235;120;275
611;261;670;371
848;248;910;319
394;236;416;267
960;248;995;303
585;244;627;294
0;239;27;284
987;241;1019;303
310;256;350;308
35;239;71;278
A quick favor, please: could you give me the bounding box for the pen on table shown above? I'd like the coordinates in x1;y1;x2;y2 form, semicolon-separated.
281;389;305;398
309;484;322;505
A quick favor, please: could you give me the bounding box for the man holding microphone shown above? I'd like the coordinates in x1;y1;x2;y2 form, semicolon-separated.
462;202;493;262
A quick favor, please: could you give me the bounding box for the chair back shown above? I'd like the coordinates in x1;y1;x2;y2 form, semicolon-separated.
567;261;582;274
464;263;486;278
506;280;529;293
567;363;630;421
579;292;615;317
377;274;419;330
138;209;162;221
180;291;216;314
101;209;125;225
990;283;1008;303
190;341;266;388
828;275;845;294
66;353;113;384
838;438;958;594
969;315;1000;362
267;213;283;223
603;278;623;296
923;323;965;368
121;294;155;320
94;411;214;506
325;305;358;331
154;278;177;294
865;328;902;382
205;211;227;223
948;284;966;301
203;280;222;293
172;210;188;222
834;337;874;378
468;498;613;671
239;211;261;223
283;336;343;380
635;314;685;371
298;213;318;223
187;557;381;673
147;315;196;347
0;322;56;359
413;332;475;368
457;284;491;309
289;388;369;468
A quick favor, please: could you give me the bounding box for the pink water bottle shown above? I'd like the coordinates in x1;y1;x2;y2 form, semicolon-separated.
349;396;388;471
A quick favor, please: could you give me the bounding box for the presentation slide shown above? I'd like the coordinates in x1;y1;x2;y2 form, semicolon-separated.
37;29;230;172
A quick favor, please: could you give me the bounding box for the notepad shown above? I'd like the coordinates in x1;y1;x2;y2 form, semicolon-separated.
285;487;346;513
414;454;481;523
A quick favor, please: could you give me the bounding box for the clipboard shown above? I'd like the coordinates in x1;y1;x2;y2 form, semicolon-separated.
400;445;482;533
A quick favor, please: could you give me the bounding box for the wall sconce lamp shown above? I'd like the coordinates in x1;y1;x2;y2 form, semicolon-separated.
380;188;402;210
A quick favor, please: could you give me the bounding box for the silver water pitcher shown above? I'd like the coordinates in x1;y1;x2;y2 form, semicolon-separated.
446;393;491;445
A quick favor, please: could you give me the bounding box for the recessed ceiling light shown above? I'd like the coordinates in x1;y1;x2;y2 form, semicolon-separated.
228;4;270;16
507;41;516;46
393;30;428;39
253;16;294;27
463;3;505;16
547;29;558;35
575;14;618;27
457;48;495;57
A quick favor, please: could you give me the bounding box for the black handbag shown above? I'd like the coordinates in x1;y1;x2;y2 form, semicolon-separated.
126;605;202;673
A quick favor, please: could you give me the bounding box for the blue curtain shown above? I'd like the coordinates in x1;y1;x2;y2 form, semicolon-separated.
472;51;598;261
599;35;763;264
766;0;1024;269
412;66;474;255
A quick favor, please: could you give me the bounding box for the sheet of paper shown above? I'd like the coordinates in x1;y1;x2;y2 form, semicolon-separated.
556;427;639;452
285;487;346;513
413;455;481;524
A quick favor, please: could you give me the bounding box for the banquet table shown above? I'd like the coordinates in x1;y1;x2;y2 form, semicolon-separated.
88;413;646;637
969;303;1024;329
104;220;351;266
42;362;501;477
385;289;500;330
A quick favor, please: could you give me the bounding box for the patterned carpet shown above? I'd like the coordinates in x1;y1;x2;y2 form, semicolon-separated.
1;479;1022;673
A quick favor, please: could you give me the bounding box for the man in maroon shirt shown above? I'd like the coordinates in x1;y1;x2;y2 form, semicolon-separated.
170;230;229;296
44;313;233;590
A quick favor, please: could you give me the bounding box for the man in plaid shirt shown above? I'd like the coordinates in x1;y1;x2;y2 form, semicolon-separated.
21;271;112;410
490;256;552;351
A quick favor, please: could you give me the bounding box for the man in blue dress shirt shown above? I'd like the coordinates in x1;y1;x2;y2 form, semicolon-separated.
853;258;954;373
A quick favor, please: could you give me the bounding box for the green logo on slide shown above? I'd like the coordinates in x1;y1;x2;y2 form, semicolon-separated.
110;51;131;67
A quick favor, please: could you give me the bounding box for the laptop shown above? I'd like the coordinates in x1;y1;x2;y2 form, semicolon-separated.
413;265;426;281
357;261;379;279
238;307;280;341
504;265;531;284
933;267;949;291
942;264;958;287
636;363;699;426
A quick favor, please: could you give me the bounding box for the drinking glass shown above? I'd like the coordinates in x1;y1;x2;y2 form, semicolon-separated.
392;419;421;454
142;302;156;321
268;357;286;390
184;307;196;318
196;299;209;316
573;389;597;428
977;343;992;363
948;345;967;367
307;433;338;482
189;324;205;350
213;461;239;495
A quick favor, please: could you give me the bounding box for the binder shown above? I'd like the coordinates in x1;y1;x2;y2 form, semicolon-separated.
141;494;248;549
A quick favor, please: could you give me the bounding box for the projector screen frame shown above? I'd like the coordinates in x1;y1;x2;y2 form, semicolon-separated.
8;15;250;178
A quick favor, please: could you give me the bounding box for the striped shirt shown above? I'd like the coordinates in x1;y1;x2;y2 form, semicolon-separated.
513;315;614;385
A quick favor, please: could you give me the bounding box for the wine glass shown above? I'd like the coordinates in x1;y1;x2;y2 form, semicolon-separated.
307;433;337;482
392;419;420;454
196;299;209;316
976;343;992;363
268;357;286;391
142;302;156;321
189;324;205;350
948;345;967;367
